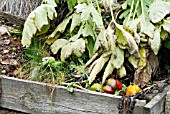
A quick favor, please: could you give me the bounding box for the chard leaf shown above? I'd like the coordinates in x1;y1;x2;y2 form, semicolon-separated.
50;39;69;54
22;4;57;47
149;0;170;23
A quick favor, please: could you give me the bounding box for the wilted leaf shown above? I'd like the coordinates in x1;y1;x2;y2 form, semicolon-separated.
148;50;159;76
50;16;72;38
149;0;170;23
115;23;139;56
134;61;152;87
149;26;161;55
116;27;128;49
88;53;110;84
112;46;124;69
22;4;57;47
138;47;148;67
105;22;116;54
93;29;105;53
50;39;69;54
102;54;115;84
117;66;126;78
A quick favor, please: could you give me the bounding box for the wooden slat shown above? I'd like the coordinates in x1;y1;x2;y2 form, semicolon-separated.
143;85;170;114
0;75;146;114
0;0;41;25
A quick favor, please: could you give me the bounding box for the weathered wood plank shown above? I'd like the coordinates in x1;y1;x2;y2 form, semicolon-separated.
143;85;170;114
165;88;170;114
0;75;147;114
0;0;41;25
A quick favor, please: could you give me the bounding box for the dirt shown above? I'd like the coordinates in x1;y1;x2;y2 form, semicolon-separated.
0;18;23;76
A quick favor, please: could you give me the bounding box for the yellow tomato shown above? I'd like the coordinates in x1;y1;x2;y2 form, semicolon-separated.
126;84;142;95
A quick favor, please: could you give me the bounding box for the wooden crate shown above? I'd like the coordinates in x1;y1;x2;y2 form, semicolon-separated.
0;75;169;114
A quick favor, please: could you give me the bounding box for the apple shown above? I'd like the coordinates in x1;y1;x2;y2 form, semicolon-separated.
103;85;114;93
90;83;103;92
106;78;116;89
115;80;122;90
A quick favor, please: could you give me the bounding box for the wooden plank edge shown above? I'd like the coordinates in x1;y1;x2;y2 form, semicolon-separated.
0;75;146;114
0;12;25;25
143;85;170;114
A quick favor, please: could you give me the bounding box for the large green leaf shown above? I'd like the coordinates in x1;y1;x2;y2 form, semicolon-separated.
149;26;161;55
88;53;110;84
22;4;57;47
75;3;104;29
50;39;69;54
149;0;170;23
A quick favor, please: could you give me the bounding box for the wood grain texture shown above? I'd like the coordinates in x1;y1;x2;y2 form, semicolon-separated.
143;85;170;114
0;75;146;114
0;0;41;25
